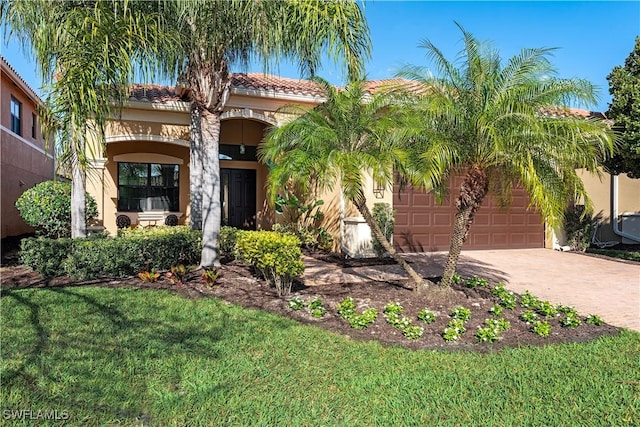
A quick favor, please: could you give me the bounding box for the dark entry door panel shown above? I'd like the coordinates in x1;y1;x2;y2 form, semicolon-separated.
221;168;256;229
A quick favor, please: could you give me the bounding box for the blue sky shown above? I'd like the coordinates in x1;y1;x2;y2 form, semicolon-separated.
2;1;638;113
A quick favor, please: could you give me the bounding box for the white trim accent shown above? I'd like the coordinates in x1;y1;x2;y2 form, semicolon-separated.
220;108;277;125
113;153;184;165
106;134;189;147
90;158;107;169
0;125;54;159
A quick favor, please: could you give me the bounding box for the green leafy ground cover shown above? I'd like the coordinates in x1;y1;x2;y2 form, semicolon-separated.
2;287;638;426
587;248;640;263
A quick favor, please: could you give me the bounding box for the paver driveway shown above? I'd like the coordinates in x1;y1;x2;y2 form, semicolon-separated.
304;249;640;331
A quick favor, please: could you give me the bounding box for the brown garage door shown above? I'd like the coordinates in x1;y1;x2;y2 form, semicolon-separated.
393;177;544;252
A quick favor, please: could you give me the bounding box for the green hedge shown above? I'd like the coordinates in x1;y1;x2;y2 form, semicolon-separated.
21;226;202;279
235;230;304;296
219;226;239;259
20;238;74;278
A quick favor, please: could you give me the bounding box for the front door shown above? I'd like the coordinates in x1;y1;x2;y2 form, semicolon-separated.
221;168;256;229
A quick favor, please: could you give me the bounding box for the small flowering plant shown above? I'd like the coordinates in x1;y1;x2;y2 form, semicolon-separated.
348;308;378;330
288;296;305;311
403;325;424;340
520;309;538;324
442;318;466;342
336;297;377;329
560;312;581;328
475;318;511;343
520;291;540;309
532;320;551;337
465;275;489;289
450;306;471;322
308;298;327;318
491;283;517;309
417;308;436;324
336;297;356;319
585;314;604;326
489;304;503;316
536;301;558;318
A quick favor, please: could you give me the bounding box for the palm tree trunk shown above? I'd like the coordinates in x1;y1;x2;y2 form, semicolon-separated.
351;192;432;292
199;109;222;268
70;142;86;239
189;103;203;230
441;166;489;287
441;206;474;287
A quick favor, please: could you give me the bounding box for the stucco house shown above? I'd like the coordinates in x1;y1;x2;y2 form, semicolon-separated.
1;56;55;239
86;74;390;254
86;74;639;254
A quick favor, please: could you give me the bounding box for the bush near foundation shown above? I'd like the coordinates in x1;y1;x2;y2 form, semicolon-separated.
15;180;98;238
20;237;74;277
20;226;201;279
235;230;304;296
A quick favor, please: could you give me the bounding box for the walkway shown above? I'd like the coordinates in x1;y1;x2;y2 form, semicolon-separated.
302;249;640;331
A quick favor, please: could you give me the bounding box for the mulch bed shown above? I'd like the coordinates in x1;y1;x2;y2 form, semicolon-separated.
1;250;619;353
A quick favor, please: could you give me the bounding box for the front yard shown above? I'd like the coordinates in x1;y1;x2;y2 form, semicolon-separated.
2;286;638;426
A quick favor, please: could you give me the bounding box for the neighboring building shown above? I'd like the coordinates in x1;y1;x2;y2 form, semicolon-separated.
578;170;640;247
1;56;55;239
88;74;636;254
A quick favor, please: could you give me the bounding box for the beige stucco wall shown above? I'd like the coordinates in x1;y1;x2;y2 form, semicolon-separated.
578;169;640;244
91;89;394;251
1;67;55;238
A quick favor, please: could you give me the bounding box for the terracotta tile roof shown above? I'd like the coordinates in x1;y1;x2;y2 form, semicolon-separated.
128;84;185;103
539;106;606;120
127;75;607;121
231;73;325;97
363;78;426;94
0;55;43;104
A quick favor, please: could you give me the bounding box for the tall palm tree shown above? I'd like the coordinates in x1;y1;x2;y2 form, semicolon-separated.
400;24;614;287
260;78;432;291
159;0;370;268
2;0;172;238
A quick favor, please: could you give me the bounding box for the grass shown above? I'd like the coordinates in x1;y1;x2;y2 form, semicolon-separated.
2;287;639;426
587;248;640;263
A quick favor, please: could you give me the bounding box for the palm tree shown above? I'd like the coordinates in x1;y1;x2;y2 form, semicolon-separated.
399;24;614;287
260;78;432;291
2;0;172;238
159;0;370;268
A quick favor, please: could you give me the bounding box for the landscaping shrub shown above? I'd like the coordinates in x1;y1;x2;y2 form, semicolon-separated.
371;202;395;257
20;237;73;277
219;226;239;259
564;203;594;251
15;180;98;238
21;227;201;279
235;230;304;296
272;191;333;250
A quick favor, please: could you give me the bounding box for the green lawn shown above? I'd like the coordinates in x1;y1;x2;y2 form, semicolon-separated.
2;287;638;426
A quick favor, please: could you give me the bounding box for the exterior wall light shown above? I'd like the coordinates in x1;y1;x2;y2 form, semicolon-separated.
373;181;385;199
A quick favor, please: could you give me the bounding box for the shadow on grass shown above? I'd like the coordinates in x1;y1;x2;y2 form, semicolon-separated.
1;286;294;396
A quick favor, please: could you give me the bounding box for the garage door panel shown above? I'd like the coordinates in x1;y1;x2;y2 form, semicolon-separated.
411;213;430;225
394;178;544;251
474;213;490;225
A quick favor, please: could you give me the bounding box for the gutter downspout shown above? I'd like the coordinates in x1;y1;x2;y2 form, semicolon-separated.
612;174;640;243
